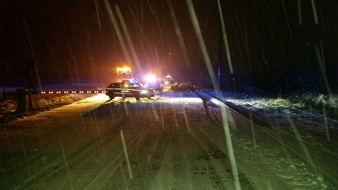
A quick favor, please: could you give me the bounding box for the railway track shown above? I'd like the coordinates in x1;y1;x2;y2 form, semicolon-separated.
193;89;338;187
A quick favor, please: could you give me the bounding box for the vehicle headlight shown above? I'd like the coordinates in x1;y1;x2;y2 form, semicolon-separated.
141;90;148;94
144;74;157;83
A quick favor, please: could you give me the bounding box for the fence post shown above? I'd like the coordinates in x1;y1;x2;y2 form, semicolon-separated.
16;89;26;113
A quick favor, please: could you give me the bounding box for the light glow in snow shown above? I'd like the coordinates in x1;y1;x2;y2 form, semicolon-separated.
210;97;226;107
144;74;157;83
169;97;203;104
87;93;109;101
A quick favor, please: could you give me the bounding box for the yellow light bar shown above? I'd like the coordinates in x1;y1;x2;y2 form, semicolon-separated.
117;67;131;73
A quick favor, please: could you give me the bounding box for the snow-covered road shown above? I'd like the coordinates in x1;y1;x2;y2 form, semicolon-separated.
0;92;336;189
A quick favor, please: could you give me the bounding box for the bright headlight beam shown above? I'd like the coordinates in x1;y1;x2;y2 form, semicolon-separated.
144;74;157;83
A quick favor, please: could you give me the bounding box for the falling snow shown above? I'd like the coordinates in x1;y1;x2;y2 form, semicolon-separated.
0;0;338;189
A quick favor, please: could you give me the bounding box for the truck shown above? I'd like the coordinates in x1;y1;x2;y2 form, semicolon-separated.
115;66;136;83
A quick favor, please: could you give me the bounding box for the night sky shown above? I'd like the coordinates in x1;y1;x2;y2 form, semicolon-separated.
1;0;337;93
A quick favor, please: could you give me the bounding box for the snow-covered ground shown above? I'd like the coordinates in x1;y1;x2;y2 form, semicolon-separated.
206;89;338;133
0;89;337;189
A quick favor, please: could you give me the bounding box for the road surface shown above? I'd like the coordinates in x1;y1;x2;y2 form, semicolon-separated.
0;92;335;189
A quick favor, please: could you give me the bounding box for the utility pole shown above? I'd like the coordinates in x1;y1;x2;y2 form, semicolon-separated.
26;59;37;109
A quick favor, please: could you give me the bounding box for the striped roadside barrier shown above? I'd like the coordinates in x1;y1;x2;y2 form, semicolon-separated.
40;90;106;94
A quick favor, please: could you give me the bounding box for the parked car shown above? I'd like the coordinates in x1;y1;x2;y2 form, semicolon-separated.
106;81;155;100
171;82;196;92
